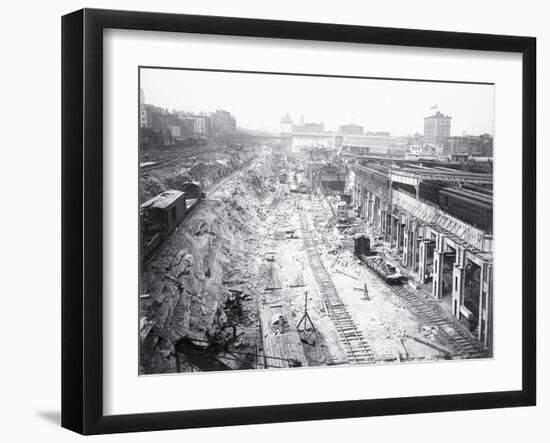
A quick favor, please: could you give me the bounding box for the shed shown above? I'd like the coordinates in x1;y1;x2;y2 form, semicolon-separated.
354;233;371;257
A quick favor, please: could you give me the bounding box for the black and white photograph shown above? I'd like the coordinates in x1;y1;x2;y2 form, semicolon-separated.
0;0;545;440
138;68;495;375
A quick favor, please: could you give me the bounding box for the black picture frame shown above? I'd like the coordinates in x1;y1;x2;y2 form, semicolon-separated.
61;8;536;435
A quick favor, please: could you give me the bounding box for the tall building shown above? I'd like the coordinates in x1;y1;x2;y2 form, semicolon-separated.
280;114;293;134
424;111;451;149
146;106;178;132
211;109;237;135
174;112;212;139
140;105;174;149
191;115;211;139
177;117;196;138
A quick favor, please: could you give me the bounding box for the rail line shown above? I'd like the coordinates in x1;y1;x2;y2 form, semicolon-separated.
140;157;181;172
299;211;375;364
306;194;486;361
374;271;487;359
140;145;231;173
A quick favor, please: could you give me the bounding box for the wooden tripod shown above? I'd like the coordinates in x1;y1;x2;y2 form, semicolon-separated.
296;291;319;342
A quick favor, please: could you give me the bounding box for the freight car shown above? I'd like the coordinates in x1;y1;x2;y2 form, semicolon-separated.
438;187;493;232
140;184;205;263
419;180;445;205
360;253;404;284
181;181;206;200
141;190;187;232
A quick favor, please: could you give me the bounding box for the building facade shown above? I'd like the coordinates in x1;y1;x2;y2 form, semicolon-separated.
211;109;237;135
140;88;148;128
280;114;293;135
446;134;494;157
294;121;325;133
340;123;364;135
424;111;452;150
341;132;392;155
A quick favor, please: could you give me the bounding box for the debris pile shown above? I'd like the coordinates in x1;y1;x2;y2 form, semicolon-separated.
363;255;403;283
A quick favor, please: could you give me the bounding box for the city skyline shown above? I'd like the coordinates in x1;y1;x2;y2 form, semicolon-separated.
140;68;495;137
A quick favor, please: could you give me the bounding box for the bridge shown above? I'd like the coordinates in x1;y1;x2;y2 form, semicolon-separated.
223;130;343;152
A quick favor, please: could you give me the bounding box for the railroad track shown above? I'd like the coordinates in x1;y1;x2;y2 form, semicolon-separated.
299;212;375;364
139;145;227;172
380;279;487;359
306;195;486;361
140;158;179;172
311;198;328;224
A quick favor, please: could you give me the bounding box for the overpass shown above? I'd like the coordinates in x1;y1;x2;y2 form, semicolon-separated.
223;130;342;151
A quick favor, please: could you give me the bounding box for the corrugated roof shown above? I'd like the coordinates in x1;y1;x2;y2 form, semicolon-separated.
141;190;184;210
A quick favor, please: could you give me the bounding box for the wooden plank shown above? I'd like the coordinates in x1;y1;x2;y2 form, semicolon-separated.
259;302;308;368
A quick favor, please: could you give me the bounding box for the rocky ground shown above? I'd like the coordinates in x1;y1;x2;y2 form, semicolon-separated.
140;152;283;373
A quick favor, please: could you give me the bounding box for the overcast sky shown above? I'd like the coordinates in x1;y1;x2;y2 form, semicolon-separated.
140;68;494;136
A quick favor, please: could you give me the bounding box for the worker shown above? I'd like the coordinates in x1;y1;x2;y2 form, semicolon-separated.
278;315;286;334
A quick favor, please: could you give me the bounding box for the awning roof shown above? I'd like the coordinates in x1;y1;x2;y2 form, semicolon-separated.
141;190;184;210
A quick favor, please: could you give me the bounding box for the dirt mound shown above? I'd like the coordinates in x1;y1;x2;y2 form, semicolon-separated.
164;168;193;190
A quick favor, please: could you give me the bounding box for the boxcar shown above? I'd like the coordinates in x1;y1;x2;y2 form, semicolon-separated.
438;187;493;232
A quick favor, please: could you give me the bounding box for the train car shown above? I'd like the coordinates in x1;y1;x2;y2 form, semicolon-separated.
419;180;445;205
181;181;206;200
360;253;404;284
461;183;493;195
141;190;187;233
140;183;206;263
140;190;187;262
469;156;493;163
337;202;350;223
354;233;371;257
438;187;493;232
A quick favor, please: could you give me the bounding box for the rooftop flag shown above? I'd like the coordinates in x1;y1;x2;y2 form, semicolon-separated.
430;104;438;110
